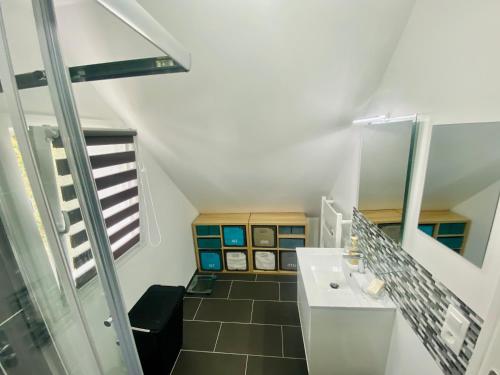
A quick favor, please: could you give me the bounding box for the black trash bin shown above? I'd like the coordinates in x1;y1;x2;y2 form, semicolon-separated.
128;285;184;374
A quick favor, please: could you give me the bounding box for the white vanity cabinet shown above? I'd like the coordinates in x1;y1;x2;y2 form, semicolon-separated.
297;248;396;375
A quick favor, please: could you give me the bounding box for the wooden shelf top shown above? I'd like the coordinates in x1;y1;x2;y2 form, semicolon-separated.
360;209;469;224
194;213;250;225
361;209;403;224
419;210;469;223
249;212;307;225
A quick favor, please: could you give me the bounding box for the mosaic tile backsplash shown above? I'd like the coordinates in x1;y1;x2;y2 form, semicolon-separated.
352;209;483;375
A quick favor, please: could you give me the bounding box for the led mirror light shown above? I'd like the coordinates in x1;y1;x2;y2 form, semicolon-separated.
96;0;191;71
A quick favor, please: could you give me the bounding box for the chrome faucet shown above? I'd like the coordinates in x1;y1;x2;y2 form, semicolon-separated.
342;252;366;274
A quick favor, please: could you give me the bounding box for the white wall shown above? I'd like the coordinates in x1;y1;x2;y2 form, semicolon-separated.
453;180;500;267
384;311;442;375
115;142;199;309
327;127;361;219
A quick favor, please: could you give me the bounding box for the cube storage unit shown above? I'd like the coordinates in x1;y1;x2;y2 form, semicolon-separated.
249;212;307;275
192;212;307;275
362;209;470;254
193;213;251;274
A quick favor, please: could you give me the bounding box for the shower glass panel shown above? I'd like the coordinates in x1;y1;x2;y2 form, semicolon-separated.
0;1;141;374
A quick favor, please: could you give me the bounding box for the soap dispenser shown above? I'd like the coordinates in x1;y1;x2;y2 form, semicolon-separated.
348;235;359;265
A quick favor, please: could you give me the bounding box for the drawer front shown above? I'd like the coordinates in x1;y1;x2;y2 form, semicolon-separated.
197;238;222;249
437;236;464;250
438;222;466;235
196;225;220;236
252;226;277;248
199;250;223;271
418;224;435;236
279;238;305;249
224;250;248;271
223;226;247;247
280;251;297;271
279;226;305;235
253;250;277;271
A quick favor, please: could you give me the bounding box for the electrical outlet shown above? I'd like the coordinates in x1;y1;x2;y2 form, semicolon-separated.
440;305;470;355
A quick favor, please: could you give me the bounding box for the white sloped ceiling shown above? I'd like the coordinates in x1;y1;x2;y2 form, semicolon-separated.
50;0;416;215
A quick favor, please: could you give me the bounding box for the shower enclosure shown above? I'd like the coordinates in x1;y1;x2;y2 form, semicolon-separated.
0;0;189;374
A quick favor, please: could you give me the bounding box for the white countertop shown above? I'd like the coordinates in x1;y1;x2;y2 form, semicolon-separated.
297;247;396;310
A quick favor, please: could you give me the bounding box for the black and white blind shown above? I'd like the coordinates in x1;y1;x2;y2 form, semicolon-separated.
51;129;141;287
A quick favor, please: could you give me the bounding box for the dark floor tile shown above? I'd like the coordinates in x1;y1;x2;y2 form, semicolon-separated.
216;323;282;356
256;274;297;282
183;298;202;320
215;273;256;281
171;350;246;375
251;301;300;326
183;320;221;351
279;282;297;302
283;326;305;358
246;356;308;375
195;299;252;322
229;281;279;300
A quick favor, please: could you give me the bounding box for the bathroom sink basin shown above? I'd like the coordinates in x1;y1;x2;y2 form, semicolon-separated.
297;247;394;309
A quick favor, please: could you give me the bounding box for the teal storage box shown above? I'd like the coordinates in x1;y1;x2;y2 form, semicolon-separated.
438;223;466;235
437;236;463;250
199;251;222;271
279;238;305;249
291;226;305;235
196;225;220;236
223;226;246;247
279;226;292;235
197;238;221;249
418;224;435;236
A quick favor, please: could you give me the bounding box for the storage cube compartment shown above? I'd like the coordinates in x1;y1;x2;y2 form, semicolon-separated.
279;238;305;249
438;223;466;235
252;226;277;247
437;236;464;250
224;250;248;271
418;224;435;236
199;250;223;271
253;250;277;271
279;226;305;235
196;225;220;236
197;238;222;249
279;251;297;271
222;225;247;247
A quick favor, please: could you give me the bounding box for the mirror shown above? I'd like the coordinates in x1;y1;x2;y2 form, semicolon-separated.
357;119;417;243
419;122;500;267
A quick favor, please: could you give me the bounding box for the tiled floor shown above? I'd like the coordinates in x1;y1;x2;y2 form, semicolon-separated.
171;273;308;375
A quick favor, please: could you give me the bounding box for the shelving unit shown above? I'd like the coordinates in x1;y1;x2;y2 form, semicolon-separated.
192;212;308;275
192;213;251;273
361;209;470;254
249;212;307;274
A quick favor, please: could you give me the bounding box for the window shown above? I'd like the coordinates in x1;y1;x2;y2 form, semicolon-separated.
30;126;140;287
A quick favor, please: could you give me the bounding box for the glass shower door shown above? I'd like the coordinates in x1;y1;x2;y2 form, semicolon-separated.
0;1;142;374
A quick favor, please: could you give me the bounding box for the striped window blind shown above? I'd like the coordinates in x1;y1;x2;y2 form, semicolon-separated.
51;129;140;287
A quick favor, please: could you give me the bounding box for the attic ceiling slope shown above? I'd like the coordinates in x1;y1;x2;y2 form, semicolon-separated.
55;0;415;215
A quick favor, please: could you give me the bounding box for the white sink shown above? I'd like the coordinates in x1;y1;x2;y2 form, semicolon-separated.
297;247;396;375
297;247;394;309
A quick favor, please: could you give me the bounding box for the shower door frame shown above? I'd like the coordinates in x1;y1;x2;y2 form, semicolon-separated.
0;0;143;373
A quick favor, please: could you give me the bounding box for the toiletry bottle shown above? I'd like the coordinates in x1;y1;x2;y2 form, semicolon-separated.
350;235;359;265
